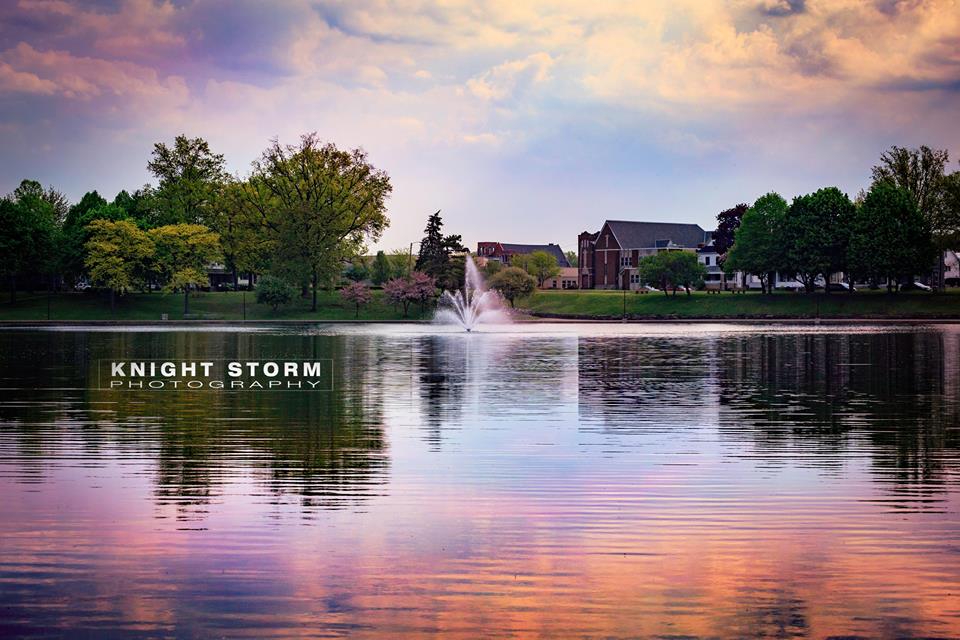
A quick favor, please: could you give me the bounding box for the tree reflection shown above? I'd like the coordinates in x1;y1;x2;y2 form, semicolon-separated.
714;331;960;500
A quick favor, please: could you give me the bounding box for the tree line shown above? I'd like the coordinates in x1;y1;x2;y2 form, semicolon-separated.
719;146;960;293
0;133;407;312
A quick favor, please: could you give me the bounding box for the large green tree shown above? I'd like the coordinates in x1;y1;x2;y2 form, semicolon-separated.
487;266;536;307
526;250;560;286
782;187;854;293
61;194;129;285
0;180;58;301
84;219;154;310
236;134;391;311
147;135;227;227
371;250;391;285
148;224;222;316
848;182;934;291
871;145;954;287
638;251;706;296
415;210;465;290
724;193;788;294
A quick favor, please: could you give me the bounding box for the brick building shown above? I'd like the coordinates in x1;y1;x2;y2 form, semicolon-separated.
577;221;713;290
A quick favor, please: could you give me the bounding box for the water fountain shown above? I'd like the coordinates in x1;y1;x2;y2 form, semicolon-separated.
434;255;510;331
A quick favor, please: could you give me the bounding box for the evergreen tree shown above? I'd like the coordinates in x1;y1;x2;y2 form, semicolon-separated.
415;210;448;276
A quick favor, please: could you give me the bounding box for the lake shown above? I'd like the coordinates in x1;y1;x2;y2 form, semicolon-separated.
1;323;958;638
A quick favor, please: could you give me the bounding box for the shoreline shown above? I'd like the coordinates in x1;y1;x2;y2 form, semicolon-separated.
2;316;960;327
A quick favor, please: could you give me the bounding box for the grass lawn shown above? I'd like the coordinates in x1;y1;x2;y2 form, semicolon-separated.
0;290;432;322
520;288;960;319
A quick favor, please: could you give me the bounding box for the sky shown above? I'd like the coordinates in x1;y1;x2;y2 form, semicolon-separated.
1;0;959;253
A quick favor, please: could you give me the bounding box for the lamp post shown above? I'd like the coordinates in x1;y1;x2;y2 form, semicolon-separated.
242;289;246;321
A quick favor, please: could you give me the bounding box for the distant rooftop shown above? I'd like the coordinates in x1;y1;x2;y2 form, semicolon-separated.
604;221;711;249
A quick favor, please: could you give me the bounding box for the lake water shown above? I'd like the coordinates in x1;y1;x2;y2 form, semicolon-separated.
1;323;958;638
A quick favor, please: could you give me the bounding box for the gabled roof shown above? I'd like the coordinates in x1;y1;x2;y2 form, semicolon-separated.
500;243;571;267
604;220;711;250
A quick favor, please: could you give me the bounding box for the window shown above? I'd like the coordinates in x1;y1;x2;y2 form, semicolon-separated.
620;256;631;267
630;274;641;284
704;256;711;266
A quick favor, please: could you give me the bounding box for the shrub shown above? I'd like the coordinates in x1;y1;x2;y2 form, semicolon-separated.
255;275;295;311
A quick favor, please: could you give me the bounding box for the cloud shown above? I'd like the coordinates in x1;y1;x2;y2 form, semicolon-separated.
0;0;958;251
0;42;188;102
466;52;554;101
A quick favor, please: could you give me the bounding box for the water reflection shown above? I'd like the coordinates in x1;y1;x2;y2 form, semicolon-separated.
0;325;958;638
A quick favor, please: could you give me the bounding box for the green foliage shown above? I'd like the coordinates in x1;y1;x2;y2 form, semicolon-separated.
255;275;296;311
509;253;531;272
84;219;154;304
236;134;391;309
871;145;948;219
388;248;412;279
415;210;465;289
483;258;503;277
487;266;536;307
0;180;58;300
344;259;370;282
148;224;221;314
782;187;855;292
724;193;788;293
525;250;560;286
62;200;130;283
371;250;391;285
565;250;578;267
638;251;706;296
148;135;226;227
848;182;934;289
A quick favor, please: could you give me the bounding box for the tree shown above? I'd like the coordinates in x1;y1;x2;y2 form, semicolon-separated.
388;247;412;278
344;258;369;282
255;275;295;311
236;134;391;311
213;180;272;291
416;210;447;276
408;271;437;310
148;224;222;316
509;253;531;273
340;281;372;317
565;250;578;268
848;182;934;291
383;277;412;316
872;145;949;220
147;135;227;227
415;210;465;289
526;250;560;286
638;251;705;296
713;203;748;256
872;145;952;287
483;258;503;278
371;250;391;285
782;187;855;293
84;219;154;310
113;186;162;229
62;198;129;285
487;266;536;307
724;193;788;294
383;271;436;316
0;180;58;301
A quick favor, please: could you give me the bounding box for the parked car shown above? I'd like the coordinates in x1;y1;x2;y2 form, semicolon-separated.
74;282;91;291
826;282;855;292
912;281;932;291
636;285;660;293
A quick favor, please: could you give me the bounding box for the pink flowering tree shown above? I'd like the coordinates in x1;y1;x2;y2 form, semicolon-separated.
383;271;436;317
340;281;372;318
